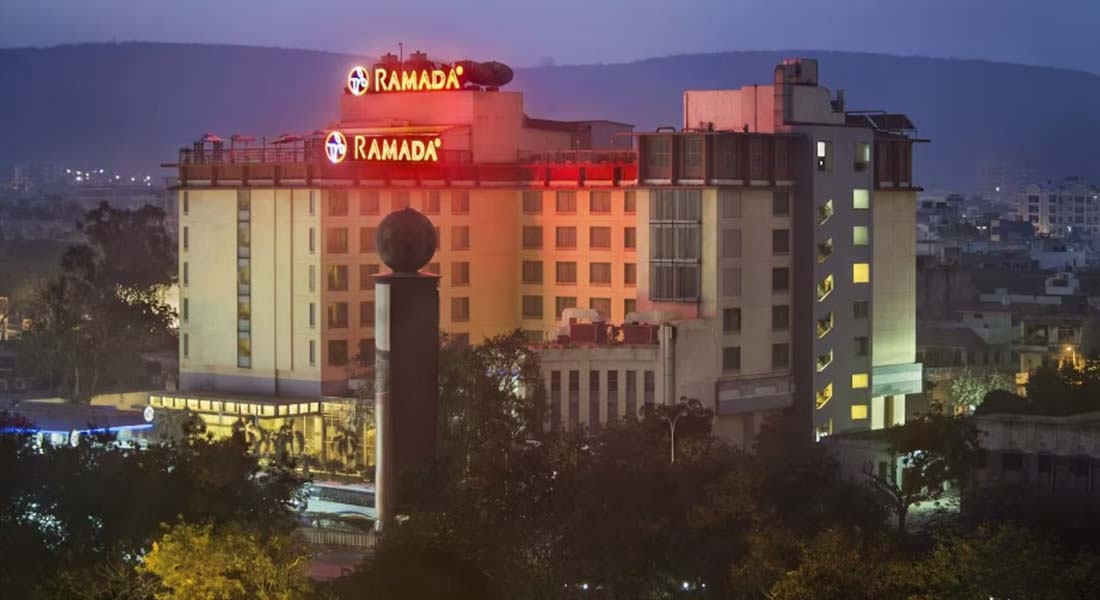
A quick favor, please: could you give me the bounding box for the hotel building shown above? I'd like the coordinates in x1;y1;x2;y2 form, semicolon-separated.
167;54;921;451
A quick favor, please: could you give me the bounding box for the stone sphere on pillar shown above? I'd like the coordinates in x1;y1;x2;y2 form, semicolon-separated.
376;207;437;273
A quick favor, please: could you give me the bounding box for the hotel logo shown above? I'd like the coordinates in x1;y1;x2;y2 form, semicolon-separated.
325;131;348;163
347;66;370;96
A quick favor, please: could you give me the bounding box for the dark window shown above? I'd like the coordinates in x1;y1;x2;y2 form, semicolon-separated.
451;191;470;215
522;190;542;214
360;227;377;253
589;262;612;285
451;297;470;322
359;301;374;326
522;260;543;284
327;340;349;366
723;308;741;332
772;267;790;292
723;346;741;372
772;229;790;254
328;190;349;216
772;190;790;216
451;262;470;287
772;343;790;369
555;296;577;316
772;305;789;330
589;191;612;214
523;226;543;249
522;295;543;319
556;261;578;284
556;191;577;214
327;265;349;291
327;302;349;328
854;301;870;319
360;190;380;215
327;228;349;253
359;264;379;290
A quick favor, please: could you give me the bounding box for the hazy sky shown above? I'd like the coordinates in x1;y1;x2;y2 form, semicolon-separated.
3;0;1099;72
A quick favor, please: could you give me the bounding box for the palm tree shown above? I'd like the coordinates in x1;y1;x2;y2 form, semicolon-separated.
332;425;360;473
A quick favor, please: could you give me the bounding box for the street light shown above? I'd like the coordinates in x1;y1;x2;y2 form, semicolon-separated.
655;399;690;464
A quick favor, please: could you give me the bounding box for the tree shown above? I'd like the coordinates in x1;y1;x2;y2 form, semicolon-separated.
17;207;176;402
948;368;1013;411
76;201;176;290
639;396;714;462
862;407;980;534
140;521;313;600
767;529;912;600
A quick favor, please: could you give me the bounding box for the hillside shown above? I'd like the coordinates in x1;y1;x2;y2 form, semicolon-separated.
2;42;1099;189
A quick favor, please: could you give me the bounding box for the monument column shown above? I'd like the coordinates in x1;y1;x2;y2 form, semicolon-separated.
373;208;439;528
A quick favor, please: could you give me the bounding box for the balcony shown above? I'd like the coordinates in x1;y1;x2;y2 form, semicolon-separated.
815;383;834;410
816;312;834;338
817;200;834;226
817;275;835;302
816;350;834;372
817;238;834;263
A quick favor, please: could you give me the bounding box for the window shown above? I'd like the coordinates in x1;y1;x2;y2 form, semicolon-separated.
772;267;789;293
589;191;612;214
817;350;834;372
624;263;637;286
772;229;790;254
358;339;376;365
624;298;637;317
853;226;869;246
649;190;702;302
451;262;470;287
451;297;470;322
817;312;834;338
554;296;577;316
853;189;870;210
772;343;789;369
359;264;379;290
772;190;790;216
182;262;189;286
391;190;410;211
772;305;789;330
851;404;869;420
360;301;374;326
360;190;380;215
722;229;741;258
360;227;377;253
556;226;577;249
182;333;189;358
522;295;543;319
853;263;870;283
328;190;349;216
723;308;741;333
722;346;741;372
550;371;562;428
851;373;869;389
328;340;348;366
589;226;611;249
645;137;671;169
568;370;580;428
556;261;578;284
624;227;637;250
182;226;189;251
624;191;636;214
816;140;833;172
720;189;741;218
182;191;189;215
522;190;542;214
589;297;611;318
556;190;577;214
451;226;470;251
308;191;316;215
854;301;869;319
590;262;612;285
854;142;871;171
723;267;741;297
451;190;470;215
237;333;251;368
681;136;703;170
854;336;869;358
522;226;543;249
423;190;440;214
327;302;349;328
588;370;602;429
607;370;619;423
327;265;349;291
816;383;833;409
182;298;189;322
818;238;834;263
425;262;440;275
308;265;315;291
522;260;543;284
327;228;348;253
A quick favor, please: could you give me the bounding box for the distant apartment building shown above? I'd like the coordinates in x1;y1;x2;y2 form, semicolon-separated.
168;55;922;446
1018;178;1100;237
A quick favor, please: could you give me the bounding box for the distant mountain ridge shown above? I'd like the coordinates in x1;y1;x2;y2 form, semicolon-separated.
2;42;1099;190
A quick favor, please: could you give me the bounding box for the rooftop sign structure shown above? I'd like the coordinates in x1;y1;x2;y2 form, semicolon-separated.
347;64;466;95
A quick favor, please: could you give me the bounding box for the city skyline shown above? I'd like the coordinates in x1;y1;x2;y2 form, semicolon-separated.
3;0;1100;74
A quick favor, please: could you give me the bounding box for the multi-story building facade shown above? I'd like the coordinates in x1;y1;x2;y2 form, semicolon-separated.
1017;178;1100;237
168;55;921;449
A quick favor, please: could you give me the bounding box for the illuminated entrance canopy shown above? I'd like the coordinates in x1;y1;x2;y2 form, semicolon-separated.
346;64;466;95
325;131;444;164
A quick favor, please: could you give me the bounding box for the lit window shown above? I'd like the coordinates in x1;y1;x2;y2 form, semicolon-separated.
816;140;833;172
815;383;833;409
851;404;869;420
853;263;870;283
852;373;869;389
853;189;870;209
853;226;869;246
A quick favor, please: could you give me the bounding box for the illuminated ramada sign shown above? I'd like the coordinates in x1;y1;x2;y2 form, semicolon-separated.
325;131;443;164
346;64;465;95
